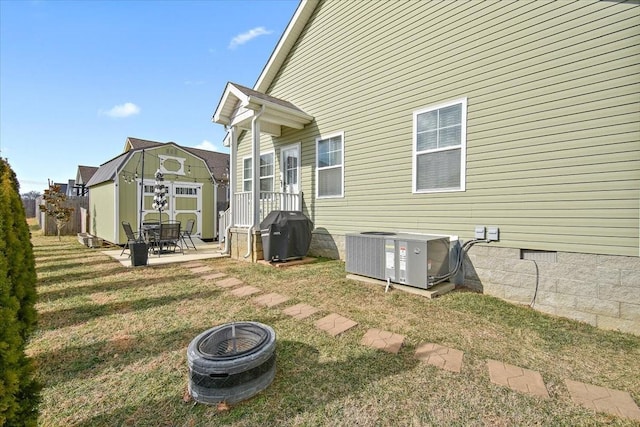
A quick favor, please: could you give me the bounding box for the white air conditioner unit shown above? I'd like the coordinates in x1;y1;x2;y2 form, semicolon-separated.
346;232;450;289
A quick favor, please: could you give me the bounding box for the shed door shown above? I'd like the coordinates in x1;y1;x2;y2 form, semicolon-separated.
139;182;202;236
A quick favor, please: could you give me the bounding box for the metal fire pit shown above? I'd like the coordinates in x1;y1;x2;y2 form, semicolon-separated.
187;322;276;405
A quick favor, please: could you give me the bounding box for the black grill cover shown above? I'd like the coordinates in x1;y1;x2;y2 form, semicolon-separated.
260;211;314;261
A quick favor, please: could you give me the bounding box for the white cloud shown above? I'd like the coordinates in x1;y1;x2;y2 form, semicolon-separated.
195;140;219;151
228;27;273;49
100;102;140;118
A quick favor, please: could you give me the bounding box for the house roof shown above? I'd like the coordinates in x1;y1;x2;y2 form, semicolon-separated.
212;82;313;137
212;1;318;142
86;137;229;187
254;0;319;92
76;165;99;185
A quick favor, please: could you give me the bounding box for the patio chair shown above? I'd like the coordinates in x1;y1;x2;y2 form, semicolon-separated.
180;219;197;251
150;222;183;256
121;221;140;256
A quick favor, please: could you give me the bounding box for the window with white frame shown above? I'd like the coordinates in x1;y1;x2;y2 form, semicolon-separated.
242;157;252;192
413;98;467;193
316;132;344;198
259;152;274;192
243;152;275;193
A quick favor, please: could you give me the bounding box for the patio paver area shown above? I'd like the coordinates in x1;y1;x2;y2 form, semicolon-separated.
315;313;358;336
229;285;262;297
361;328;405;354
252;292;290;308
487;360;549;398
565;379;640;421
215;277;244;288
282;303;319;320
415;343;464;373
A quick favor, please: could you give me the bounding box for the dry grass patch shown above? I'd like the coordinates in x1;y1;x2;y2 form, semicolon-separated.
28;232;640;426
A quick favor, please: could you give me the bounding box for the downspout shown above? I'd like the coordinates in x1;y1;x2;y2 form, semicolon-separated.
222;126;237;254
244;105;265;259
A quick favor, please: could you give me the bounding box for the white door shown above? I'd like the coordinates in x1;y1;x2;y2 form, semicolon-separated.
281;143;300;194
138;181;202;236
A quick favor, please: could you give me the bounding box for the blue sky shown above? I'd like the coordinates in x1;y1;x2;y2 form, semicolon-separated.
0;0;299;194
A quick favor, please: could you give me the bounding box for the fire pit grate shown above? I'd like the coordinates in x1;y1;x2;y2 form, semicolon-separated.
187;322;276;405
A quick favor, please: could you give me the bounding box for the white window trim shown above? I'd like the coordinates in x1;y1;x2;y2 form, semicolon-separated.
242;156;252;192
259;150;275;192
242;152;275;193
412;97;467;194
316;131;345;199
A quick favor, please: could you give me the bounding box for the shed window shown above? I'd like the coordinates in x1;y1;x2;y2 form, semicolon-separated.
413;98;467;193
316;132;344;198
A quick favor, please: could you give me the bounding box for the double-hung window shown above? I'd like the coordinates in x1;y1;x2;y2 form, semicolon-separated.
259;152;274;192
413;98;467;193
316;132;344;198
242;152;275;193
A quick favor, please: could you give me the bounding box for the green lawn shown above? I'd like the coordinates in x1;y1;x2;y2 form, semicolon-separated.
29;231;640;426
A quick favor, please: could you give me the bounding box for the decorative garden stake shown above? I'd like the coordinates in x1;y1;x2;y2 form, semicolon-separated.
152;170;167;220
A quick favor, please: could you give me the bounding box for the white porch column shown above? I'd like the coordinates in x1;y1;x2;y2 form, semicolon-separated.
229;126;237;228
250;107;264;229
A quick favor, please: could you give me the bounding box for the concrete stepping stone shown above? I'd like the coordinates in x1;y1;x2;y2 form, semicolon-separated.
252;292;290;308
215;277;244;288
487;360;549;398
183;261;205;268
229;285;261;297
282;303;319;320
189;266;214;274
201;272;227;281
361;328;405;354
415;343;464;373
315;313;358;336
565;379;640;421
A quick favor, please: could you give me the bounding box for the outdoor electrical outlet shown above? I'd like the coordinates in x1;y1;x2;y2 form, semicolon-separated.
488;227;500;241
475;226;486;239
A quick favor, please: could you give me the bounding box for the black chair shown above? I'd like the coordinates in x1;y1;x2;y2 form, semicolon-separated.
180;219;197;250
121;221;140;256
150;222;183;256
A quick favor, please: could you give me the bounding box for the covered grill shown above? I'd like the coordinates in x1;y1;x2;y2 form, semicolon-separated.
260;211;314;262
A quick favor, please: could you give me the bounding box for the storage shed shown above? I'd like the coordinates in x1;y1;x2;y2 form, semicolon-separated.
86;137;229;245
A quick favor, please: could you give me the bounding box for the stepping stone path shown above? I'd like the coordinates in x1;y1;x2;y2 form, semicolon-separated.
183;261;206;269
253;292;290;308
487;360;549;398
215;277;244;288
565;379;640;421
201;272;227;281
194;272;640;422
315;313;358;336
229;285;261;297
415;343;464;373
282;303;319;320
361;328;405;354
189;266;214;274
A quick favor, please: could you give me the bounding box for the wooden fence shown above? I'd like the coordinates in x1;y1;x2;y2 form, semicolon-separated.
37;196;89;236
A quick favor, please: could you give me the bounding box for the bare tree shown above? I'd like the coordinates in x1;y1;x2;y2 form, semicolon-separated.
39;184;74;240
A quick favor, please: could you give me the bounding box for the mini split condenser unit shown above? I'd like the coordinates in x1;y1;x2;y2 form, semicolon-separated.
345;232;450;289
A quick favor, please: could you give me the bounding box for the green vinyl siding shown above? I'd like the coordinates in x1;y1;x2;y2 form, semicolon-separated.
89;182;116;243
240;0;640;256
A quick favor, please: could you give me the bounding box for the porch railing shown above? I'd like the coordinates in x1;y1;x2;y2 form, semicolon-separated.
220;191;302;231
